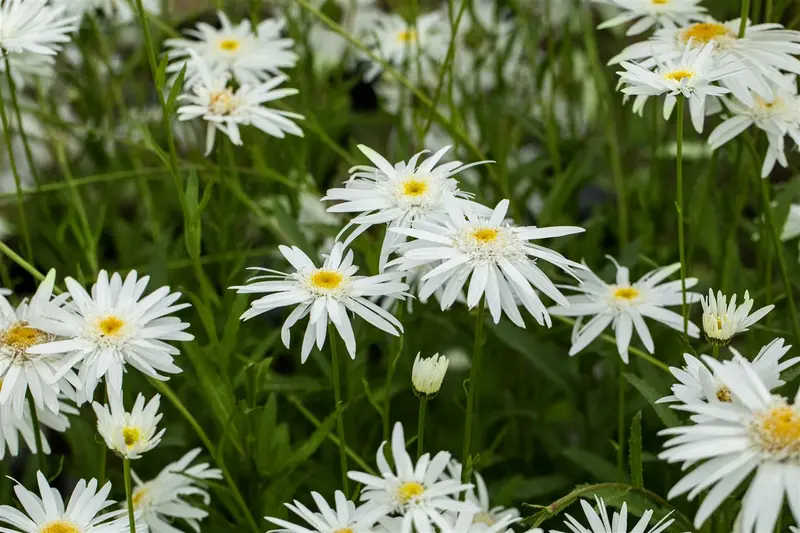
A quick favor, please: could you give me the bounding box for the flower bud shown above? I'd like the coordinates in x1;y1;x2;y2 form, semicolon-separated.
411;353;448;398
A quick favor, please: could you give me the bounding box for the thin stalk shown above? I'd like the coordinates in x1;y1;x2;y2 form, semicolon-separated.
417;397;428;460
27;393;46;475
55;143;98;275
616;362;625;474
738;0;751;37
765;0;773;22
675;96;689;339
123;458;136;533
383;305;404;442
0;77;32;260
0;241;45;283
329;324;349;494
461;298;486;484
712;345;720;360
3;58;41;189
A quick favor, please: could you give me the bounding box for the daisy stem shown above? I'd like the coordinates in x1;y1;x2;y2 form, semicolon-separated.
329;324;349;494
123;458;136;533
0;70;33;261
3;58;42;190
417;397;428;460
383;305;404;442
26;392;46;476
675;96;689;340
712;345;720;360
461;297;486;485
738;0;752;37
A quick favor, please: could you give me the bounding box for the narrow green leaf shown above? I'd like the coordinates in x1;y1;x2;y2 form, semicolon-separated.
167;63;187;113
629;411;643;488
155;53;169;92
624;373;681;428
280;404;343;474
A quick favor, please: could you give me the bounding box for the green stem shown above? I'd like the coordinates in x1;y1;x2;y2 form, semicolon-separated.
616;362;625;474
759;177;800;343
384;306;404;442
329;324;349;493
417;397;428;460
0;72;33;260
0;241;45;283
461;298;486;484
712;344;720;360
27;392;46;475
3;57;42;189
738;0;751;37
123;458;136;533
55;143;97;276
676;96;688;339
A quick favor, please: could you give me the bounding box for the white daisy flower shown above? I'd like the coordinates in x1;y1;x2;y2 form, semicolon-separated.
781;203;800;242
616;42;741;132
129;448;222;533
0;471;142;533
0;270;80;417
390;196;586;328
445;461;520;528
165;11;297;87
0;0;78;56
28;269;193;404
266;490;385;533
362;11;450;82
700;289;774;345
412;353;449;397
708;78;800;178
347;422;477;531
609;18;800;104
551;496;674;533
659;356;800;532
322;144;492;271
658;338;799;417
593;0;706;36
93;392;164;460
177;53;304;156
436;509;519;533
0;398;75;459
232;242;408;362
548;257;702;362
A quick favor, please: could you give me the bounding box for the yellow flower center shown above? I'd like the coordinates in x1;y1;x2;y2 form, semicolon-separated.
396;29;418;43
333;529;353;533
473;512;494;525
0;322;48;351
122;426;142;448
665;69;694;82
402;179;428;197
209;89;237;115
681;22;730;44
219;39;240;51
397;481;425;503
614;287;639;300
651;0;669;3
39;521;80;533
132;488;148;508
754;405;800;456
311;270;343;290
716;385;732;403
98;316;125;337
472;228;499;243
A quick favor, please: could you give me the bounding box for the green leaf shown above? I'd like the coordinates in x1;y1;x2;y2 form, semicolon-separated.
624;373;681;428
629;411;643;488
155;53;169;92
167;63;187;113
280;404;343;474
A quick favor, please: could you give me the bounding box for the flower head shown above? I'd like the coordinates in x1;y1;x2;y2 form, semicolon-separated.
549;257;701;362
266;490;384;533
0;472;142;533
93;393;164;459
0;0;78;56
552;496;674;533
412;353;449;397
594;0;706;36
29;270;193;402
391;196;585;328
701;289;773;345
128;448;222;533
232;242;408;362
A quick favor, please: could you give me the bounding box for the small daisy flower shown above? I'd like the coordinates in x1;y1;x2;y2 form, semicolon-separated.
700;289;774;345
659;338;799;417
0;0;78;56
0;398;75;459
446;462;520;528
0;472;142;533
391;196;586;328
552;496;675;533
347;422;477;530
0;270;80;417
616;42;741;132
594;0;706;36
129;448;222;533
412;353;449;397
266;490;385;533
165;11;297;86
93;393;164;460
28;270;193;402
437;509;519;533
322;144;492;271
232;242;408;362
659;357;800;532
548;257;702;362
708;78;800;178
177;53;304;156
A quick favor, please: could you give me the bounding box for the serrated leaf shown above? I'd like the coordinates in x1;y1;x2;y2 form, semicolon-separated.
629;411;643;488
624;373;681;428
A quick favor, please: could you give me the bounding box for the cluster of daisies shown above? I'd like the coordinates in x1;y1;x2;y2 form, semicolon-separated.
599;0;800;177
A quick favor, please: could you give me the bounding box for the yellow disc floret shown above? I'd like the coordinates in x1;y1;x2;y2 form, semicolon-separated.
753;404;800;458
311;270;344;290
614;287;640;301
122;426;142;448
402;179;428;197
98;316;125;337
40;521;80;533
0;322;48;351
472;228;499;243
681;23;730;44
397;481;425;503
219;39;240;51
665;69;695;82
